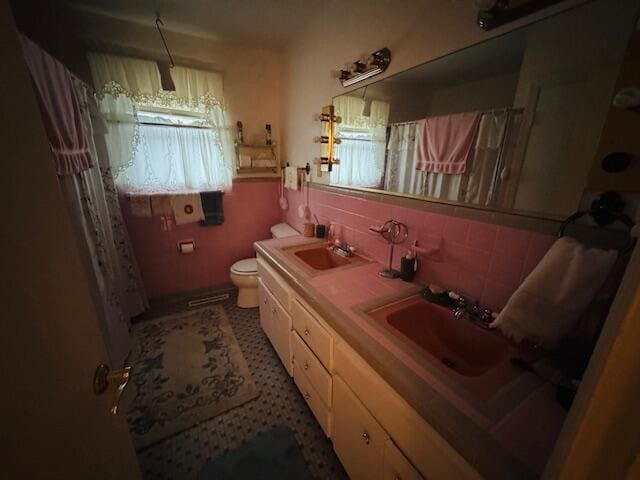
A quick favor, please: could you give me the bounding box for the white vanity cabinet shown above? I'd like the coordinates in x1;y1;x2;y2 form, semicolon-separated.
255;253;479;480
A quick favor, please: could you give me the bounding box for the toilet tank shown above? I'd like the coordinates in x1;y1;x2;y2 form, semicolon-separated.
270;223;299;239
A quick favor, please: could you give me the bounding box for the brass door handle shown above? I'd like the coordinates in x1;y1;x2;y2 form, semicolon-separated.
93;363;132;416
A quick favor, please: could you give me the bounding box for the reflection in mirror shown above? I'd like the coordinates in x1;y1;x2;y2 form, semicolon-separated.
330;0;637;218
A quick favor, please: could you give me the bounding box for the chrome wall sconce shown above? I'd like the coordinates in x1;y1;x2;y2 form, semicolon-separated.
338;48;391;87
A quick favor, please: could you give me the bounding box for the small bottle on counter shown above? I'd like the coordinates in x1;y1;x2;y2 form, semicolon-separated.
400;249;417;282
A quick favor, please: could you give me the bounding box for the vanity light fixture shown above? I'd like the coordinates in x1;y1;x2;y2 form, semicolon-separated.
476;0;564;31
339;48;391;87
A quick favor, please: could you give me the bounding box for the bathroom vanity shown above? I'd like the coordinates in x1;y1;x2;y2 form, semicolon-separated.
254;235;565;479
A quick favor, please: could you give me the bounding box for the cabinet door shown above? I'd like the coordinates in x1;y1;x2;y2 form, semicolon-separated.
384;439;424;480
257;279;273;339
332;375;388;480
271;293;292;376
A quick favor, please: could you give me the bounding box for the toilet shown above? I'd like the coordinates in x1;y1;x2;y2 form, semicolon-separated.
230;222;299;308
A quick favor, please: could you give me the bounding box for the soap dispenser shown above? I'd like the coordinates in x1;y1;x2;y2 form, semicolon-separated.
400;246;417;282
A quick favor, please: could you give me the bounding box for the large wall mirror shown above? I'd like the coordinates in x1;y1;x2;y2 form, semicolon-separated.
330;0;638;219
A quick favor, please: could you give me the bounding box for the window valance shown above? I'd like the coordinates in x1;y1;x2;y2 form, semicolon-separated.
88;52;225;110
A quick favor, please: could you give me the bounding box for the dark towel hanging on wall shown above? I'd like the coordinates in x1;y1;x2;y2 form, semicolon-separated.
200;191;224;226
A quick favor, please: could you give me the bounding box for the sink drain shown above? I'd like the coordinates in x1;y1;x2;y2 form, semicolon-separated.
441;357;456;369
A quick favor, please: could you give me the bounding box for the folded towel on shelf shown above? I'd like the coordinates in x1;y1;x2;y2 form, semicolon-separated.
416;111;481;174
200;191;224;226
491;237;617;348
170;193;204;225
129;194;152;217
238;154;252;169
150;194;172;216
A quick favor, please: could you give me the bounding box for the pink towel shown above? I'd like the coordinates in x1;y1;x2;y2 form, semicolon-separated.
416;111;481;174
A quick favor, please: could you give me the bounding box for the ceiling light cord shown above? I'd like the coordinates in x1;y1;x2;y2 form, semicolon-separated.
155;16;175;69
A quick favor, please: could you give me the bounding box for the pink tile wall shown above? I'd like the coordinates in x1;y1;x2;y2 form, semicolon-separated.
284;187;556;310
123;181;282;299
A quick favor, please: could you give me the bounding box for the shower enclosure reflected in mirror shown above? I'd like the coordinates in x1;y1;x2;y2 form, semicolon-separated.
330;0;638;219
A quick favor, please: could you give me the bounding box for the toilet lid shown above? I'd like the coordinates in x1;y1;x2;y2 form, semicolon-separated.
231;258;257;275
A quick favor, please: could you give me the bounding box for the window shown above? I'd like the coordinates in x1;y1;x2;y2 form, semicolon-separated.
88;52;235;193
117;110;233;192
331;96;390;188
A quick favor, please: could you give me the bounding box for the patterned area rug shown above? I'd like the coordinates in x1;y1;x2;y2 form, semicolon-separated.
123;305;259;449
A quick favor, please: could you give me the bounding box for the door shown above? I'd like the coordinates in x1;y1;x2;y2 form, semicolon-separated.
332;375;388;480
0;2;140;478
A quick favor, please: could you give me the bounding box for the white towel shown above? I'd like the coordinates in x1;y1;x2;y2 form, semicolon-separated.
284;166;299;190
170;194;204;225
491;237;617;348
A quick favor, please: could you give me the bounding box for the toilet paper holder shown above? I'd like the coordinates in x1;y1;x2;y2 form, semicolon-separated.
177;239;196;253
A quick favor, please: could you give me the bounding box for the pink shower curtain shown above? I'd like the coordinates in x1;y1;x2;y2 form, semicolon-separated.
20;35;93;175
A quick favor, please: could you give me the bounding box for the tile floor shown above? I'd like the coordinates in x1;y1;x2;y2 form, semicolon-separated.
132;289;347;480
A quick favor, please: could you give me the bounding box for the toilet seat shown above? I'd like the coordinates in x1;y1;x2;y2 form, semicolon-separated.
230;258;258;276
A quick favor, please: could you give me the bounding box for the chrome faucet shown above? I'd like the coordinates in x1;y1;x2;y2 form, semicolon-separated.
453;296;466;321
332;239;355;257
452;294;494;328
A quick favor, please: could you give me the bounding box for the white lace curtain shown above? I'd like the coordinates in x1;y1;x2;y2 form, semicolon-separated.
88;52;234;192
332;96;389;188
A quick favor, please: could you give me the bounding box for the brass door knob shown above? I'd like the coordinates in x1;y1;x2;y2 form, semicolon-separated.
93;363;131;416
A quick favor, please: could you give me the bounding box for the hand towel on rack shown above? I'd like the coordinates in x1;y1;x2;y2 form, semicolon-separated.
200;191;224;226
150;194;172;216
170;193;204;225
490;237;617;348
284;166;299;190
416;111;481;174
129;194;152;217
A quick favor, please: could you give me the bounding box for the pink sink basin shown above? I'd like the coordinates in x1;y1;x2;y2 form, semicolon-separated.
294;247;351;270
385;300;509;377
368;295;525;400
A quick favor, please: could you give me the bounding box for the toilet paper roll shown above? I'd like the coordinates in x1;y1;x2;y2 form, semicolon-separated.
178;241;195;254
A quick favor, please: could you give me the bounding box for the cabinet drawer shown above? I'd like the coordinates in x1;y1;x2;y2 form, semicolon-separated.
333;375;388;480
293;363;331;437
257;256;291;309
384;439;423;480
292;331;332;407
291;298;332;370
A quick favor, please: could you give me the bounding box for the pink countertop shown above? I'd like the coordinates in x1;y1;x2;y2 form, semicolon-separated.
255;236;567;478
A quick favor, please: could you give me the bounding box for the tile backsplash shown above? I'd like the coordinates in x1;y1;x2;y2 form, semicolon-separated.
284;186;556;310
123;181;281;299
